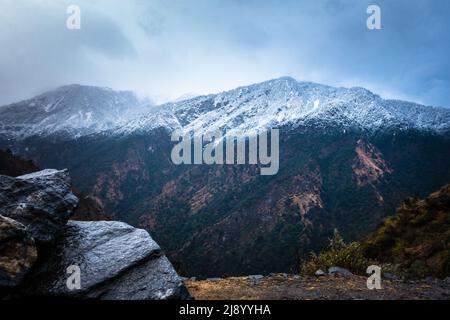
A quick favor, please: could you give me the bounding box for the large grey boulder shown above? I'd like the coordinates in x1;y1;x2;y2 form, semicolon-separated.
0;215;37;287
26;221;190;300
0;169;78;243
0;169;189;299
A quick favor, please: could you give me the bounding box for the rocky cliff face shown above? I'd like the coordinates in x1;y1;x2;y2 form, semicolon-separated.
0;169;190;300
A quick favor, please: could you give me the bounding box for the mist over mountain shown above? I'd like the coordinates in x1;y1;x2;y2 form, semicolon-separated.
1;77;450;277
0;84;152;140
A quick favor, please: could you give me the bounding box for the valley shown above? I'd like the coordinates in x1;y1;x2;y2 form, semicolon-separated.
1;77;450;278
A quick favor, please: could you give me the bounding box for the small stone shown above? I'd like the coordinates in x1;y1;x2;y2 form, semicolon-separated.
206;277;223;282
328;266;353;277
315;269;326;277
383;273;400;281
248;275;264;285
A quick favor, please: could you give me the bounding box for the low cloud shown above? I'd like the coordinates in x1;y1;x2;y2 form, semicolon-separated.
0;0;448;107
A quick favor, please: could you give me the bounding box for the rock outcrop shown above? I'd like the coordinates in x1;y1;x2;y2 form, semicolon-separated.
0;169;190;300
0;169;78;243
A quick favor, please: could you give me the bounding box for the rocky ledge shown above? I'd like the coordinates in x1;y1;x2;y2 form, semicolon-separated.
0;169;190;300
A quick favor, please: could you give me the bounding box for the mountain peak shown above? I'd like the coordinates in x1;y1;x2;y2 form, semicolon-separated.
0;85;151;139
268;76;297;83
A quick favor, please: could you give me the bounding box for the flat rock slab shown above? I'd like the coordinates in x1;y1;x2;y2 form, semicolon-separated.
87;255;190;300
26;221;190;300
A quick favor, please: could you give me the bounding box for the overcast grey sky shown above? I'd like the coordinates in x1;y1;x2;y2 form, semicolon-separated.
0;0;449;107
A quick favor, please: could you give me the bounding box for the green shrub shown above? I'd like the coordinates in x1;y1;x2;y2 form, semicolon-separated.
300;230;375;276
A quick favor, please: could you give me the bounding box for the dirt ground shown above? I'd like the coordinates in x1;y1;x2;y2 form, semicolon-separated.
185;274;450;300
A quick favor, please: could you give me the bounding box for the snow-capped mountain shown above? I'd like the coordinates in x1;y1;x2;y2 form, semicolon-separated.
118;77;450;137
175;77;450;135
0;84;152;139
2;77;450;278
1;77;450;140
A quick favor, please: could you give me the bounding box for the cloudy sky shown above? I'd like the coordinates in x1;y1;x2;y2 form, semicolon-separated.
0;0;449;107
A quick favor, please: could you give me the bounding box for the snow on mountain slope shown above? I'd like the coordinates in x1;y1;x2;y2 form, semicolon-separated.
1;78;449;140
117;76;450;137
114;107;182;135
0;84;152;139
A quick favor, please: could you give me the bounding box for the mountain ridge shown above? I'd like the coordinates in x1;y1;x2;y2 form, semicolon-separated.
1;77;450;140
118;77;450;137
